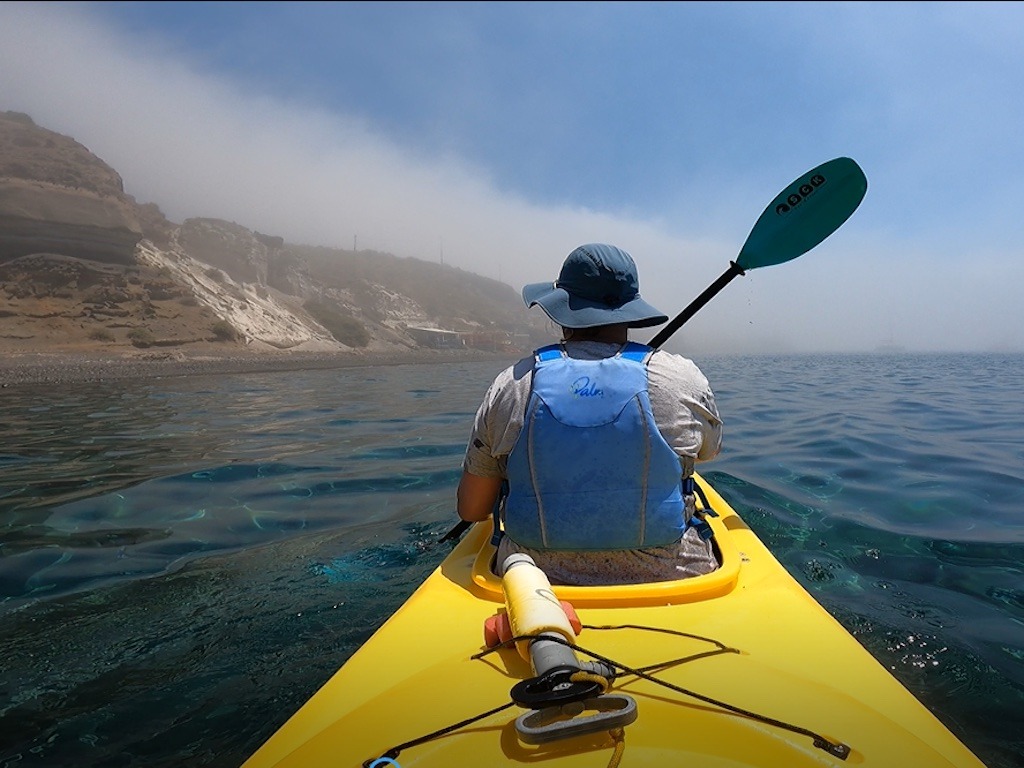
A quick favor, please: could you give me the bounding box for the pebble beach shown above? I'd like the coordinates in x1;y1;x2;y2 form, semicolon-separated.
0;347;517;387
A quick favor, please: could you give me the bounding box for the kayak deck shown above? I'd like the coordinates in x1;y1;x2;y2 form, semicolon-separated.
244;474;987;767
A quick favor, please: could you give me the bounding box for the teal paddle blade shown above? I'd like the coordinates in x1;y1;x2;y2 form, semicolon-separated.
736;157;867;271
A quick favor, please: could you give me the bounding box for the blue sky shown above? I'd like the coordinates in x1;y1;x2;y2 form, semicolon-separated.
2;1;1022;353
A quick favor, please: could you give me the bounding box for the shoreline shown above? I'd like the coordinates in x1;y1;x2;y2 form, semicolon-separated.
0;346;519;387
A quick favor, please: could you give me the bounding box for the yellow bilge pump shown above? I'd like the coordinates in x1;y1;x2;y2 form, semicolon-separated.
497;554;638;746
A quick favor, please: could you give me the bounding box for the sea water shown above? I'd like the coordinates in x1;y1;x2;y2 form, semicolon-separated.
1;353;1022;767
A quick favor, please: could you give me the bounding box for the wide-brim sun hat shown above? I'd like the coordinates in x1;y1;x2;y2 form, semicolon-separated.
522;243;668;329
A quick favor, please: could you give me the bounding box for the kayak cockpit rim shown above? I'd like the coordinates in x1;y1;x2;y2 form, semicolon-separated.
467;475;744;607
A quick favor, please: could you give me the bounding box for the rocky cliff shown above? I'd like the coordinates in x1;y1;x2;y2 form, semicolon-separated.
0;110;544;357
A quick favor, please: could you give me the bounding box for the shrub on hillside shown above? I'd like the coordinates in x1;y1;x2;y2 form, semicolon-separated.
210;320;239;341
304;300;370;347
127;327;154;347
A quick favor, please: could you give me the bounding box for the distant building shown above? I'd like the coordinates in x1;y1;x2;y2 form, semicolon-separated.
406;326;464;349
461;330;515;351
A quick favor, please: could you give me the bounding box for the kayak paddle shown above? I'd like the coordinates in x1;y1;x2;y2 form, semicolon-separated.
441;156;868;544
648;156;867;349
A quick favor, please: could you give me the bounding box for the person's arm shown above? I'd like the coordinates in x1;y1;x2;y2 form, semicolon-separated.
694;386;722;462
458;360;529;523
457;470;503;522
647;351;723;463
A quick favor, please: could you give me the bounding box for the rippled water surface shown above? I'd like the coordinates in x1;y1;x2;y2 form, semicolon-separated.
2;353;1022;767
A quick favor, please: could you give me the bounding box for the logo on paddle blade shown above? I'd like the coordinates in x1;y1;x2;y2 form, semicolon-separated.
775;173;826;215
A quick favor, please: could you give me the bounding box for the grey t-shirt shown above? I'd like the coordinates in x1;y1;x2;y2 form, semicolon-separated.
462;340;724;585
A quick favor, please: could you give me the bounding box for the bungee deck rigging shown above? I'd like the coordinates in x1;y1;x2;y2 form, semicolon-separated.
363;620;852;766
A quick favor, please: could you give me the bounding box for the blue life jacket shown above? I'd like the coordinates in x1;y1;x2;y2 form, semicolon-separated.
503;342;686;550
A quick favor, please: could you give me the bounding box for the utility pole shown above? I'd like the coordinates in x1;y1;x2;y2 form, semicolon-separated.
439;236;444;266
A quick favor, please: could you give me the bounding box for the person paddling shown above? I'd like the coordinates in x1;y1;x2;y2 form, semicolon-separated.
457;243;722;585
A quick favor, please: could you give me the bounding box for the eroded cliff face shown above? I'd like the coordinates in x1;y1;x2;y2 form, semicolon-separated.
0;214;392;354
0;110;541;357
0;251;224;349
0;111;153;266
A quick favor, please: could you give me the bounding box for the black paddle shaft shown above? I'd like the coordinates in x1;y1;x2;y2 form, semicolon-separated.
647;260;745;350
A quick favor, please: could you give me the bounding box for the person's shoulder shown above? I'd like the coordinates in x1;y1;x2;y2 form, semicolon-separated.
649;348;702;371
648;348;712;384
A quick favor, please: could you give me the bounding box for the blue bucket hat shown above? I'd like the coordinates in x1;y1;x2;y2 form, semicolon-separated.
521;243;668;329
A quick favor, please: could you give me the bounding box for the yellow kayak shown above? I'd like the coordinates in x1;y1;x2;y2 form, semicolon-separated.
244;473;988;768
